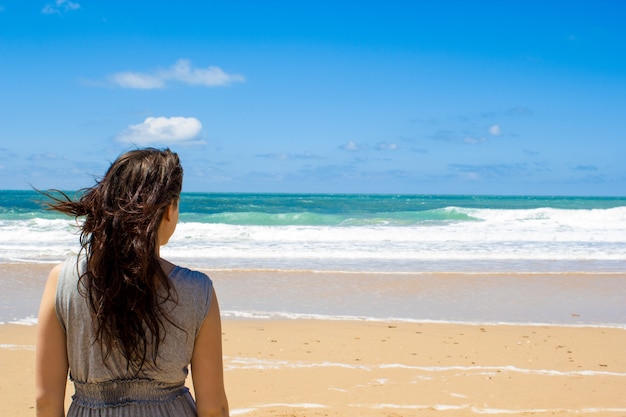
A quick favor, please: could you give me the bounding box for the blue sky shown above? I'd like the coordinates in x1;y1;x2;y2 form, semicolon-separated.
1;1;625;195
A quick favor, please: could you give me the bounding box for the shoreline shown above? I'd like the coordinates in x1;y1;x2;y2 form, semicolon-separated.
4;258;626;274
2;263;626;327
2;319;626;416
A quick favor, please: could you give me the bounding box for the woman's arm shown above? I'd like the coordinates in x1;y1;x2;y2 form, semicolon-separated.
35;264;69;417
191;290;229;417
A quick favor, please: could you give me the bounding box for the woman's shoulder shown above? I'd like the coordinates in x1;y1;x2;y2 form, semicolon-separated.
169;265;213;295
170;265;211;281
168;265;214;319
54;256;81;287
42;262;64;301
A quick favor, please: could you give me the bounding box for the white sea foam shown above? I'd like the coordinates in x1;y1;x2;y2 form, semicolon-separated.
0;344;35;351
2;206;626;272
223;356;626;377
220;310;626;329
7;310;626;330
229;408;256;416
233;402;626;415
3;317;39;326
225;356;370;371
260;403;326;408
471;406;626;414
229;404;326;416
360;404;626;414
377;364;626;377
369;403;467;410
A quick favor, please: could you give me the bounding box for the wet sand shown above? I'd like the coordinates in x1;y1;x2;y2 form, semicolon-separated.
209;269;626;325
2;320;625;416
4;262;626;326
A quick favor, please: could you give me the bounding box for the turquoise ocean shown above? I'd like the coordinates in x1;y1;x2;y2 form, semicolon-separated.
1;190;625;326
2;190;625;273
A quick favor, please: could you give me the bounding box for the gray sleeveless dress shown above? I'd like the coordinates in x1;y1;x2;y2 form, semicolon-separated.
55;256;213;416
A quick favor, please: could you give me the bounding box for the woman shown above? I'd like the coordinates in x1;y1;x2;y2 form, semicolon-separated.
35;148;229;417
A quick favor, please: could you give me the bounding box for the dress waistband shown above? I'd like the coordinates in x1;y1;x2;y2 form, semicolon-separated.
72;378;189;408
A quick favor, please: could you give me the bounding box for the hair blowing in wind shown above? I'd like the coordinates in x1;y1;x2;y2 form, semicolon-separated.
42;148;184;373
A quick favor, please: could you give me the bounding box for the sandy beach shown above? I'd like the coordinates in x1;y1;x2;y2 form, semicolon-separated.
2;263;625;416
2;319;625;416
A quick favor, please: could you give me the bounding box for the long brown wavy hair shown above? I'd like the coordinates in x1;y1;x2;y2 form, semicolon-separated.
42;148;183;373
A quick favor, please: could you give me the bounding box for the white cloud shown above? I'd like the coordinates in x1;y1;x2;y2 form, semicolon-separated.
109;73;165;89
42;0;80;15
165;59;245;87
258;152;291;161
257;152;325;160
28;152;68;161
117;117;203;146
488;124;502;136
464;136;486;144
377;142;398;151
108;59;245;89
506;106;533;117
339;141;368;151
